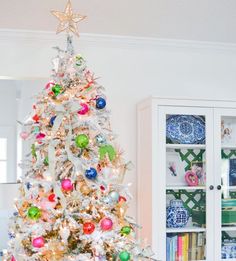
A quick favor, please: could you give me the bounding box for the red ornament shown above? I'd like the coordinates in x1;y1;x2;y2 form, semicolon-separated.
119;196;127;203
48;193;56;202
83;222;95;234
100;185;106;191
32;114;40;122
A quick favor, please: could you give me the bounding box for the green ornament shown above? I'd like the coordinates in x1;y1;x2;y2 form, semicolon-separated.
120;226;131;236
52;84;62;96
31;144;37;159
75;134;89;148
43;156;49;166
119;251;130;261
99;145;116;161
27;206;41;220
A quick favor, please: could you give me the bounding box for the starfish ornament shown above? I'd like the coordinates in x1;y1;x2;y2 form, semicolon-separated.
51;0;86;37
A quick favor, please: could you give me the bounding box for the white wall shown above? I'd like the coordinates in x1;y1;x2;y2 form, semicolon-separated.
0;30;236;226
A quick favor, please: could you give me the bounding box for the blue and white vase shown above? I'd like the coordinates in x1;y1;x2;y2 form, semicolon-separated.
166;199;189;228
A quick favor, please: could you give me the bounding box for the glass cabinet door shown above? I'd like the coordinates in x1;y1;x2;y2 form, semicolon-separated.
215;109;236;260
159;106;214;261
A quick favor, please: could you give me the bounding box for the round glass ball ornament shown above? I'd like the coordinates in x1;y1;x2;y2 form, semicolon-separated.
119;251;131;261
109;191;119;203
50;116;57;126
120;226;131;236
78;103;89;115
27;206;41;220
61;179;73;192
85;167;97;180
83;222;95;235
100;217;113;231
75;134;89;148
166;199;189;228
32;237;45;248
95;134;106;145
96;97;106;109
80;184;91;195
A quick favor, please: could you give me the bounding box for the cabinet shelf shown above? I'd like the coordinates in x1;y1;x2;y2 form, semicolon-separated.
166;186;206;190
221;227;236;232
166;144;206;149
166;227;206;233
221;145;236;150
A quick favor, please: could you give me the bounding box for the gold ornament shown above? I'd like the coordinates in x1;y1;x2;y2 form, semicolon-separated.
80;184;91;195
51;0;86;37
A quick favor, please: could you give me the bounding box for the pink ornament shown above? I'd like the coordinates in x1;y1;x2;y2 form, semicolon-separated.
11;256;16;261
36;133;46;140
78;103;89;115
61;179;73;191
45;81;55;89
100;217;113;231
185;170;199;186
20;131;29;140
32;236;45;248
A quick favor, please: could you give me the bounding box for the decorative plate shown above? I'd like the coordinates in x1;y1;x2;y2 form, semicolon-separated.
166;115;205;144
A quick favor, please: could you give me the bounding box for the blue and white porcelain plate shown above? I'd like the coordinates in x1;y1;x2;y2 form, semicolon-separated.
166;115;205;144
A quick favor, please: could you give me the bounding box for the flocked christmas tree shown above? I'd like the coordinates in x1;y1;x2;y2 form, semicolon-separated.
5;1;155;260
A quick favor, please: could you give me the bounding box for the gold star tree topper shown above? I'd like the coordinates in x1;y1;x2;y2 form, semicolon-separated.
51;0;86;37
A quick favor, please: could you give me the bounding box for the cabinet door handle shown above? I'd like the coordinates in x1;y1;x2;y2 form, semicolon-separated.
217;185;222;190
209;185;214;190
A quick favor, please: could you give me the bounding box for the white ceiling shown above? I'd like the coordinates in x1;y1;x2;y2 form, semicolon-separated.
0;0;236;43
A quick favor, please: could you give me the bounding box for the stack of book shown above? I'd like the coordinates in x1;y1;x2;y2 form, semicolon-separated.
166;232;205;260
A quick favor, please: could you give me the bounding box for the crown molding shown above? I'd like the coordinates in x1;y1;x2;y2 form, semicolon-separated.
0;28;236;52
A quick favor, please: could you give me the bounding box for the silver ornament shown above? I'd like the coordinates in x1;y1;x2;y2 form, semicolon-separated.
95;134;106;145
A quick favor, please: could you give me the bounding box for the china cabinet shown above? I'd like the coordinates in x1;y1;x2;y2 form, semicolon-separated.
137;97;236;261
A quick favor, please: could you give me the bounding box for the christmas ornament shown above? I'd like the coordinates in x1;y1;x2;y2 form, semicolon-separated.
80;184;90;195
32;114;40;122
85;167;97;180
45;81;55;89
52;84;63;96
51;0;86;37
99;145;116;161
33;126;40;134
75;134;89;148
96;97;106;109
61;179;73;191
83;222;95;234
32;237;45;248
27;206;41;220
20;131;29;140
119;251;131;261
95;134;106;145
120;226;131;236
36;133;46;140
100;217;113;231
50;116;57;126
109;191;119;203
11;256;16;261
43;156;49;166
78;103;89;115
48;193;56;202
119;196;127;203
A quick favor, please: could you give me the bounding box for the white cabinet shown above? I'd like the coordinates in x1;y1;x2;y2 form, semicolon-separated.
137;97;236;261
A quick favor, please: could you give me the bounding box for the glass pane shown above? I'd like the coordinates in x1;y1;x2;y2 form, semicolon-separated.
0;138;7;160
0;161;7;183
166;232;206;260
166;115;205;145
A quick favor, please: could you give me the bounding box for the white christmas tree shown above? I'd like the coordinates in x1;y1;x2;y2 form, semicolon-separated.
5;1;155;261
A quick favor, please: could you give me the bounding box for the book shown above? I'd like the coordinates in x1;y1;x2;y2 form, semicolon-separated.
177;235;183;260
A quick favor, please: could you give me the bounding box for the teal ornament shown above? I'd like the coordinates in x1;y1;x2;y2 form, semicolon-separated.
75;134;89;148
33;126;40;134
109;191;119;203
27;206;41;220
52;84;62;96
119;251;131;261
99;145;116;161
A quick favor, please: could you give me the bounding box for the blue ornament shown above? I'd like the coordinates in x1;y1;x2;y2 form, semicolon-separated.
50;116;57;126
13;211;18;217
96;98;106;109
8;232;15;239
85;168;97;180
26;182;32;190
